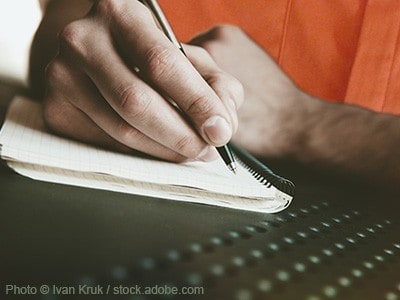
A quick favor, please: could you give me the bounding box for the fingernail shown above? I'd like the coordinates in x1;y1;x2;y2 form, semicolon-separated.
202;116;232;146
196;146;218;162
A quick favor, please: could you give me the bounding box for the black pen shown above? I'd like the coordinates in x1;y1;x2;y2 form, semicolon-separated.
141;0;237;174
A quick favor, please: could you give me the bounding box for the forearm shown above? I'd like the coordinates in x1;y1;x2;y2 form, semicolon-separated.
29;0;93;96
191;25;400;190
293;94;400;189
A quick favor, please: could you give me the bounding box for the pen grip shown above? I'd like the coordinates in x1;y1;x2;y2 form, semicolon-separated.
216;145;235;166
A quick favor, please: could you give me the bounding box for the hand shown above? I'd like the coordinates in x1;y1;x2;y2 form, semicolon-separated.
191;25;313;158
42;0;243;162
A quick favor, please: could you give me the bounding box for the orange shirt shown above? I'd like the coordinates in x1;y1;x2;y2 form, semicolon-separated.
159;0;400;114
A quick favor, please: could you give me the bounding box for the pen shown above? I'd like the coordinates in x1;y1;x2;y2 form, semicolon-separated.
141;0;237;174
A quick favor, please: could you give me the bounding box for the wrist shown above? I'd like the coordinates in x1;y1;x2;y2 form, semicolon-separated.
269;90;323;162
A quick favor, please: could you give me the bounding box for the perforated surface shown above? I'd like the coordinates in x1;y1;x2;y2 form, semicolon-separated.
92;196;399;300
0;147;399;300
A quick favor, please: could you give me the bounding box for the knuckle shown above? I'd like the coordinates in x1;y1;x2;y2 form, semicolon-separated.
209;71;244;109
59;21;88;58
199;25;243;52
94;0;151;19
173;134;196;156
226;74;245;107
186;94;214;117
102;0;152;31
204;69;225;85
209;24;243;40
143;45;178;82
117;84;151;121
93;0;123;17
191;25;242;48
116;121;142;145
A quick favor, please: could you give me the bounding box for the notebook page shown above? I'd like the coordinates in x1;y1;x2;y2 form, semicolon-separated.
0;96;278;200
6;161;290;213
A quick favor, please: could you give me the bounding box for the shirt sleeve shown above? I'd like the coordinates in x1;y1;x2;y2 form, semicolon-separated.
0;1;42;87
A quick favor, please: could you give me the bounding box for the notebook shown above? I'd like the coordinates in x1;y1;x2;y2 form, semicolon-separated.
0;96;294;213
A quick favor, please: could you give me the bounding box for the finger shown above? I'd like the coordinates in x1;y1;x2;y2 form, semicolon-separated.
102;0;234;146
43;95;130;153
183;44;244;133
45;58;202;162
57;19;213;160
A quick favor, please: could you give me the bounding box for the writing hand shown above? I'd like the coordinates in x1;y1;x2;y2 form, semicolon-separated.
43;0;243;161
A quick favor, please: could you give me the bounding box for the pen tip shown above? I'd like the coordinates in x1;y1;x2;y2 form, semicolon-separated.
228;162;237;174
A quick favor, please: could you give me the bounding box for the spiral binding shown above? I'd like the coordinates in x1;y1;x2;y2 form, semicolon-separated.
229;143;295;197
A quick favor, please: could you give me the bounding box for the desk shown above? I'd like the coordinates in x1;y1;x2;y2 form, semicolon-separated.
1;89;399;300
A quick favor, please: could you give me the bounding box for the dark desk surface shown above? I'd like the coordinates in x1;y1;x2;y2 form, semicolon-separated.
0;90;399;300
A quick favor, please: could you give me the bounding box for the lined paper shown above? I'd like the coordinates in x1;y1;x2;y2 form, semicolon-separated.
0;96;291;212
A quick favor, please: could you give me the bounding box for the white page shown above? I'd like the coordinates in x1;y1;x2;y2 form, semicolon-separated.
0;96;292;212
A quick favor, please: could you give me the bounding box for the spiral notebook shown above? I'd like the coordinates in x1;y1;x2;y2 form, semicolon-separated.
0;96;294;213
